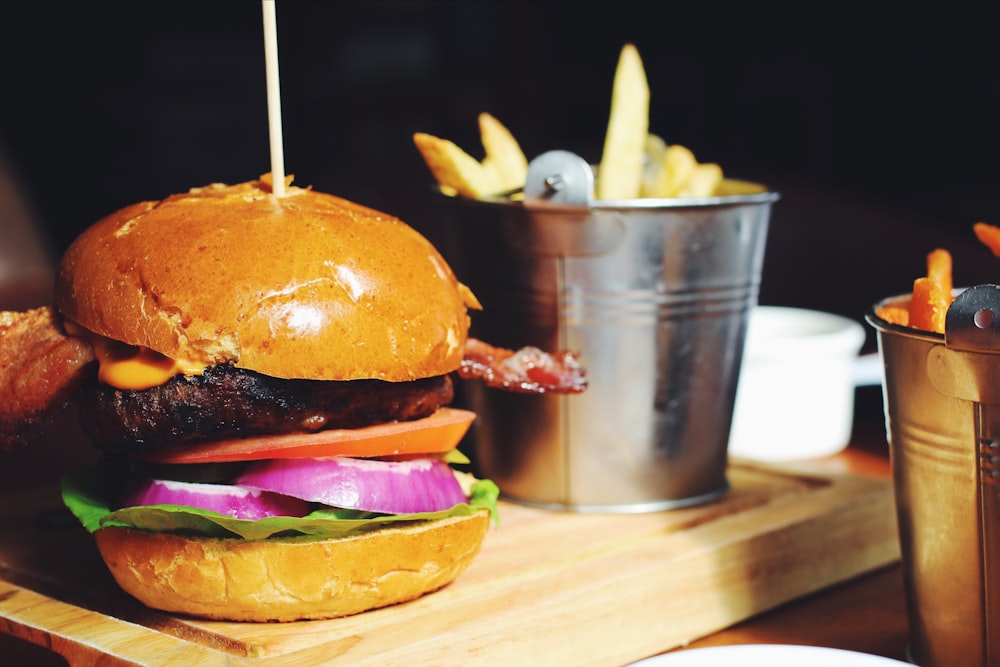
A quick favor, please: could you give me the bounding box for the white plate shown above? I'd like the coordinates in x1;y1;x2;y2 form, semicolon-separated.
627;644;911;667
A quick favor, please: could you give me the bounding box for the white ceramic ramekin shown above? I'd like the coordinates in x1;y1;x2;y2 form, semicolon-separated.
728;306;869;461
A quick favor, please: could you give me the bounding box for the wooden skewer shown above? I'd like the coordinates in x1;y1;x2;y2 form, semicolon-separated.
261;0;286;197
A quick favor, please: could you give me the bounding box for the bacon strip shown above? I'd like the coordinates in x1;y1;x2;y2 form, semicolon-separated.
459;338;588;394
0;306;96;450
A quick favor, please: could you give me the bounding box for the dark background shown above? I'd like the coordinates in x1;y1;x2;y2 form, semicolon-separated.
2;0;1000;342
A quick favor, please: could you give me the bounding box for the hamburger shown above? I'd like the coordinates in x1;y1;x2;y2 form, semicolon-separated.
0;175;584;622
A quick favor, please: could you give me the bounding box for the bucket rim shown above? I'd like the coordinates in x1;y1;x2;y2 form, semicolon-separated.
433;184;780;212
865;292;944;343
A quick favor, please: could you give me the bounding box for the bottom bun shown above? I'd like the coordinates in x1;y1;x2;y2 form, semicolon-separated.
94;510;490;622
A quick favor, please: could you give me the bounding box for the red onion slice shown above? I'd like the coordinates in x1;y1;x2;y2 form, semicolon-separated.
236;457;468;514
118;478;311;520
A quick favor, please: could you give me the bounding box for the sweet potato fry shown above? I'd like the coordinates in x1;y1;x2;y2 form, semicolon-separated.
908;277;949;334
974;222;1000;258
875;305;909;327
926;248;953;297
886;223;1000;333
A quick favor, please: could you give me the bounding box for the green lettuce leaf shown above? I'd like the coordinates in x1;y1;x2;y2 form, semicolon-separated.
61;464;500;541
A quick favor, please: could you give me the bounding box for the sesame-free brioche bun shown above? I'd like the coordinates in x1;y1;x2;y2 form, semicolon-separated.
55;176;480;382
94;509;490;622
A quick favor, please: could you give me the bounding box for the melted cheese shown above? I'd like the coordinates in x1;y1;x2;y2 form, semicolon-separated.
66;321;206;390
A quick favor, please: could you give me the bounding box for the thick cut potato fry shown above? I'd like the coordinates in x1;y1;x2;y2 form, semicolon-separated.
597;43;649;200
676;161;722;198
714;178;767;196
413;132;502;199
675;162;722;197
640;134;668;198
413;44;738;202
691;163;723;197
645;145;723;198
478;113;528;193
662;145;697;196
908;277;949;334
974;222;1000;258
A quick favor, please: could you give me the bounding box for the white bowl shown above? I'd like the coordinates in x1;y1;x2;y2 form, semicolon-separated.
728;306;868;462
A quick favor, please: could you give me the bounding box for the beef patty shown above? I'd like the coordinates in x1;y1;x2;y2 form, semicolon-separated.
77;364;454;453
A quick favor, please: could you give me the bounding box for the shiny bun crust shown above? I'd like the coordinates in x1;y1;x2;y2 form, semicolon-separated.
56;177;479;381
94;510;490;622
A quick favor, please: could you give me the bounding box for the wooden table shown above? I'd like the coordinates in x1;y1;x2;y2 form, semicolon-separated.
665;386;910;662
0;387;909;665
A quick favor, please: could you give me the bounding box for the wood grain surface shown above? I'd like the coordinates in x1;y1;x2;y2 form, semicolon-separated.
0;461;900;666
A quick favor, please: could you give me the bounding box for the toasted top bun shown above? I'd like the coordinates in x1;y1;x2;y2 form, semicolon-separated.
56;177;480;382
94;510;490;622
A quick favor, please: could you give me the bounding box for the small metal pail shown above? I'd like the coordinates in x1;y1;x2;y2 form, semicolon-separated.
867;284;1000;667
439;184;778;512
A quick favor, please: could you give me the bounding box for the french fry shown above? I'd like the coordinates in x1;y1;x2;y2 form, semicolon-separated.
640;134;668;198
478;113;528;193
876;305;910;327
974;222;1000;258
908;277;949;334
597;43;649;200
926;248;953;297
663;145;698;196
676;163;723;198
644;143;693;197
881;223;1000;334
901;250;953;334
413;44;736;203
645;145;723;198
715;179;768;196
413;132;502;199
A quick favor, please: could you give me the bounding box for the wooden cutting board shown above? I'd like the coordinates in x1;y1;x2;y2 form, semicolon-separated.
0;461;899;666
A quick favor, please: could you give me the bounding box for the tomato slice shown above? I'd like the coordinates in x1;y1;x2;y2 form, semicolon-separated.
136;408;476;464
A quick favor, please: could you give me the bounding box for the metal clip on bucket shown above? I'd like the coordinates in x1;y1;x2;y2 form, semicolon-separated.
523;150;594;207
870;283;1000;667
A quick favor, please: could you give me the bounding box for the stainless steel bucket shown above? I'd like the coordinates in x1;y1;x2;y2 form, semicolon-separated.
867;284;1000;667
439;187;778;512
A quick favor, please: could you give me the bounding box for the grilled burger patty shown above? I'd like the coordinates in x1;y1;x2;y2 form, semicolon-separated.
77;364;455;453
